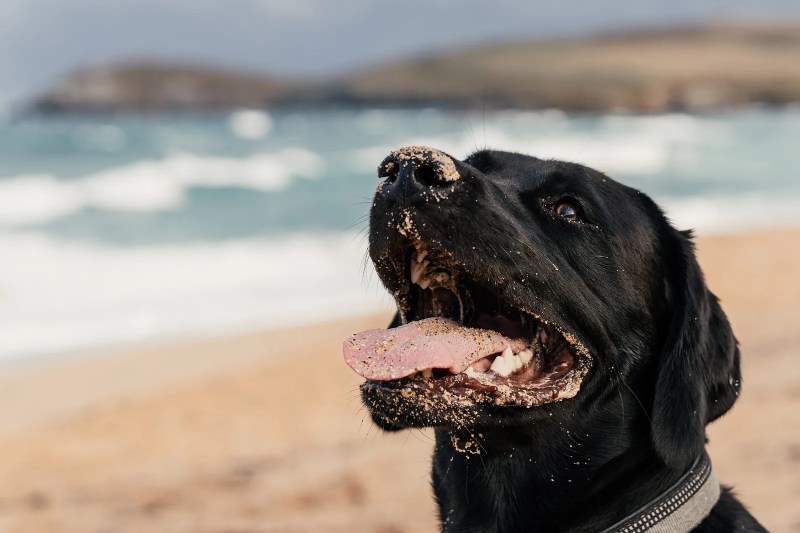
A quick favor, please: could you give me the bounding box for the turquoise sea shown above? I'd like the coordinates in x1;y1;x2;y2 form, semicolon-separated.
1;107;798;362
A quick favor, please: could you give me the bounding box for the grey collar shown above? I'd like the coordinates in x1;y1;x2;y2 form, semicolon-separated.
602;451;720;533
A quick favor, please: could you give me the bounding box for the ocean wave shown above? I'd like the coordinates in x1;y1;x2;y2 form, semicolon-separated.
351;114;719;177
228;109;273;140
0;231;393;362
0;147;324;226
663;193;800;234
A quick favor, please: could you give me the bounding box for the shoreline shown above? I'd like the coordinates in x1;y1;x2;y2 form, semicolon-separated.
0;309;395;376
0;227;798;532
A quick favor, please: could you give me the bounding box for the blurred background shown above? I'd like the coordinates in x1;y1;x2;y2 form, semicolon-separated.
0;1;798;532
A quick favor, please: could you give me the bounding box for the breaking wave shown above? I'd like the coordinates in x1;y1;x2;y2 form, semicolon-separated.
0;231;393;362
0;147;323;226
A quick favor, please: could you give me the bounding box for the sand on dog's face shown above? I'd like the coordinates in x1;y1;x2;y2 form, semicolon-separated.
355;148;644;435
387;145;460;183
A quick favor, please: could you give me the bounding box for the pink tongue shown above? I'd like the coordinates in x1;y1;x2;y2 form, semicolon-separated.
343;317;527;381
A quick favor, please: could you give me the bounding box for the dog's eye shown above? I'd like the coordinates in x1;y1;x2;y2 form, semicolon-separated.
553;201;581;222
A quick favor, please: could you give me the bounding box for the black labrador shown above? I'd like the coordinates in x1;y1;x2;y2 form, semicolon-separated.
344;146;766;532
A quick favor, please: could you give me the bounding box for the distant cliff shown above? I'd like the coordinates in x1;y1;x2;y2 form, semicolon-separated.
31;22;800;113
33;63;295;113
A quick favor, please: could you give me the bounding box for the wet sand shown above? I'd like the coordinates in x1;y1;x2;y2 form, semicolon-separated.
0;229;798;532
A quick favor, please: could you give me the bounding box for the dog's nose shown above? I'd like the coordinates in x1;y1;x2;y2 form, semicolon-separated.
378;146;460;199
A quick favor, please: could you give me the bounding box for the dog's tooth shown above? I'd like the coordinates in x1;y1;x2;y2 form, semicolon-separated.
422;368;433;379
489;357;505;375
418;277;431;290
410;257;430;285
413;264;426;284
434;271;450;283
518;349;533;366
512;354;523;371
501;346;517;368
490;356;512;377
417;249;428;262
412;259;431;286
464;366;479;378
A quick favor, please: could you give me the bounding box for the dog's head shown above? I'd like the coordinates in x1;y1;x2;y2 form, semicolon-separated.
345;146;740;467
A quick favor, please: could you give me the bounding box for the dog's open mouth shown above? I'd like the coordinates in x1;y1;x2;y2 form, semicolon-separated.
345;244;592;408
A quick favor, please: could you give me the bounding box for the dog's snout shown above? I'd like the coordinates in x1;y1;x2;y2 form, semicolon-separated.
379;157;442;187
378;145;460;201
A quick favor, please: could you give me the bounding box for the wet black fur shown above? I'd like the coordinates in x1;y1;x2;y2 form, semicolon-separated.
362;149;765;532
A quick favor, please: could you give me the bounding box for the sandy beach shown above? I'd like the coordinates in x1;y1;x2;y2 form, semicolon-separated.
0;228;798;533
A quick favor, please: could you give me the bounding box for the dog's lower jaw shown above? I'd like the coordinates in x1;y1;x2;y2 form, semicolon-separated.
369;411;404;432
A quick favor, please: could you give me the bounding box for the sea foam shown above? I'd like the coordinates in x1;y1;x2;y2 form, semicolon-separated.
0;147;323;226
351;113;718;177
0;231;393;363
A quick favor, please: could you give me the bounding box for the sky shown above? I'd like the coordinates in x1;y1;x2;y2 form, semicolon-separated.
1;0;799;109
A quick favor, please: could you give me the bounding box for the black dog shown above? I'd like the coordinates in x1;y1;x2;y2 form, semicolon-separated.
344;146;765;532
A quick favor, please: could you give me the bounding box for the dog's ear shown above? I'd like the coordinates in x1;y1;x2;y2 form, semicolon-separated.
651;229;741;468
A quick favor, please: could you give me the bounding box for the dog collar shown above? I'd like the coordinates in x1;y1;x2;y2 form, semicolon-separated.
603;451;720;533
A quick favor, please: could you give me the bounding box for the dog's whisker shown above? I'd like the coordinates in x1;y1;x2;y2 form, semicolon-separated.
496;229;561;274
343;217;369;232
412;428;434;443
350;405;368;424
614;376;627;449
358;409;370;436
464;115;479;154
616;375;652;424
346;395;360;405
436;447;459;492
